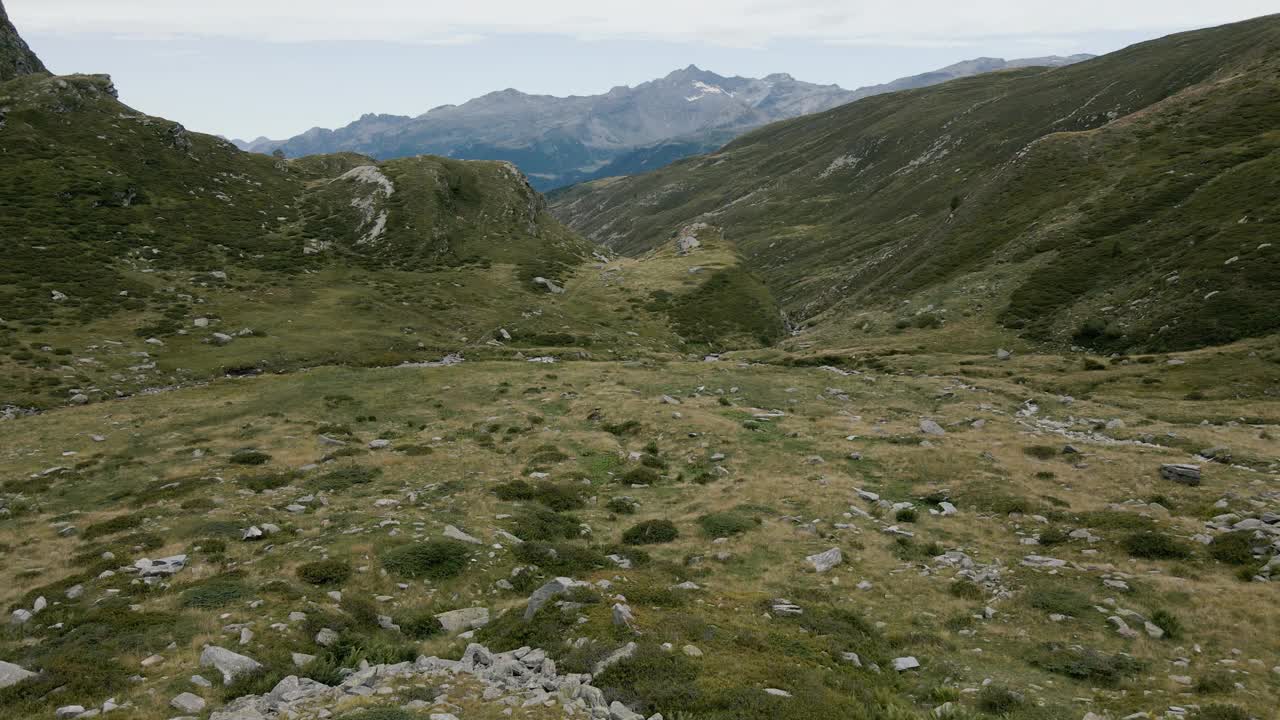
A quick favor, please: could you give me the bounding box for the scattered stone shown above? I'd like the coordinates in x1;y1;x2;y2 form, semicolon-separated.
55;705;85;719
919;419;946;436
170;692;206;713
315;628;339;647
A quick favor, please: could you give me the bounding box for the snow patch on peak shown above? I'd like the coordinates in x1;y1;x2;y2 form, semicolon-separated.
686;81;733;102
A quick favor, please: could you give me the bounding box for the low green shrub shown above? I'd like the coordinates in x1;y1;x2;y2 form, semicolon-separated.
697;511;758;538
297;559;352;586
1122;531;1192;560
622;520;679;545
380;541;470;579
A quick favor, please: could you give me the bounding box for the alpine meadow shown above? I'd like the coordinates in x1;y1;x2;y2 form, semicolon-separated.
1;4;1278;720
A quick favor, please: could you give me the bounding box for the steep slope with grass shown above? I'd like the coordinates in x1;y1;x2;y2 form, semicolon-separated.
551;15;1280;353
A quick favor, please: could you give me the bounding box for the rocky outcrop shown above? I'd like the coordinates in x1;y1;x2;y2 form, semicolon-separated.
207;642;659;720
0;0;47;82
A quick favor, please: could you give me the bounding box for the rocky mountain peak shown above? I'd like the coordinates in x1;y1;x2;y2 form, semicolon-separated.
0;0;48;81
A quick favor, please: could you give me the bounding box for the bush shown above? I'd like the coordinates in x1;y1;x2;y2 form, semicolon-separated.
696;511;757;538
1022;445;1058;460
1192;704;1249;720
180;577;253;608
948;580;984;601
493;479;537;501
1208;531;1255;565
622;520;679;545
297;559;352;586
229;449;272;466
976;685;1023;714
510;507;582;541
894;507;918;523
606;497;639;515
1027;587;1091;617
592;644;701;715
312;465;381;492
1028;643;1143;685
1122;531;1192;560
380;541;470;579
397;608;444;640
1149;608;1182;640
239;471;297;493
512;541;608;575
1194;670;1235;695
1038;527;1069;546
82;513;144;540
620;466;661;485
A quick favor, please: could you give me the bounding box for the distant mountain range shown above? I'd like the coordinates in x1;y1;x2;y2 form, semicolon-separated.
236;56;1093;190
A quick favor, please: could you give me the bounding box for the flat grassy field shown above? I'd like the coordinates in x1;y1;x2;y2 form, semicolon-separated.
2;342;1276;719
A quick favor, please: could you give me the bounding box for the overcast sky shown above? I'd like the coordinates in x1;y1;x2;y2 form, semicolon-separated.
10;1;1276;140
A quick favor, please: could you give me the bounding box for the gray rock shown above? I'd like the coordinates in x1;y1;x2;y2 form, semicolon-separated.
612;603;636;629
524;577;584;620
199;646;263;685
919;419;946;436
892;656;921;672
1021;555;1067;568
134;554;188;576
0;660;36;688
806;547;843;573
368;439;391;450
315;628;339;647
1160;464;1201;486
594;642;637;675
10;609;32;625
211;332;234;345
443;524;482;545
55;706;85;719
170;692;206;713
533;277;565;294
995;349;1012;361
436;607;490;633
291;653;316;668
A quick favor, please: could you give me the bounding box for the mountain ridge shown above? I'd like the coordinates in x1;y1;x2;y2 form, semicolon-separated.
549;15;1280;353
235;56;1092;189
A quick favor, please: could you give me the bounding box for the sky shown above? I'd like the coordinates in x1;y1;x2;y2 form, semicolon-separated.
9;1;1277;141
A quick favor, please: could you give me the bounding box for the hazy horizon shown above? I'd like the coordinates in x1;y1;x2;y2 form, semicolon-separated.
10;0;1277;140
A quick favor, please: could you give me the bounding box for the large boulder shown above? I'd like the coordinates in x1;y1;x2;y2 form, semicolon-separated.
435;607;490;633
199;646;263;685
0;660;35;688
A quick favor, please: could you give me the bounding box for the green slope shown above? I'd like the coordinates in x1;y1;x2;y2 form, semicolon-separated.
550;14;1280;352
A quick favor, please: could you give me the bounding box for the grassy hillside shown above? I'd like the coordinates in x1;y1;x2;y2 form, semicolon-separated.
551;15;1280;353
0;71;723;411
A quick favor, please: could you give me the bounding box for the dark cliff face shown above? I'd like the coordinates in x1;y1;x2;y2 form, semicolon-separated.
0;0;48;81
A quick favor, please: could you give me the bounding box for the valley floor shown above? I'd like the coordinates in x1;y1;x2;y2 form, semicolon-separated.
0;350;1277;720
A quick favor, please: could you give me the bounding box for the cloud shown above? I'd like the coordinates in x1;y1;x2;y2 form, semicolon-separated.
12;0;1277;46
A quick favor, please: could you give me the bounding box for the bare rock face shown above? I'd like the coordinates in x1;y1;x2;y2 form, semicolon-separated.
0;0;48;82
